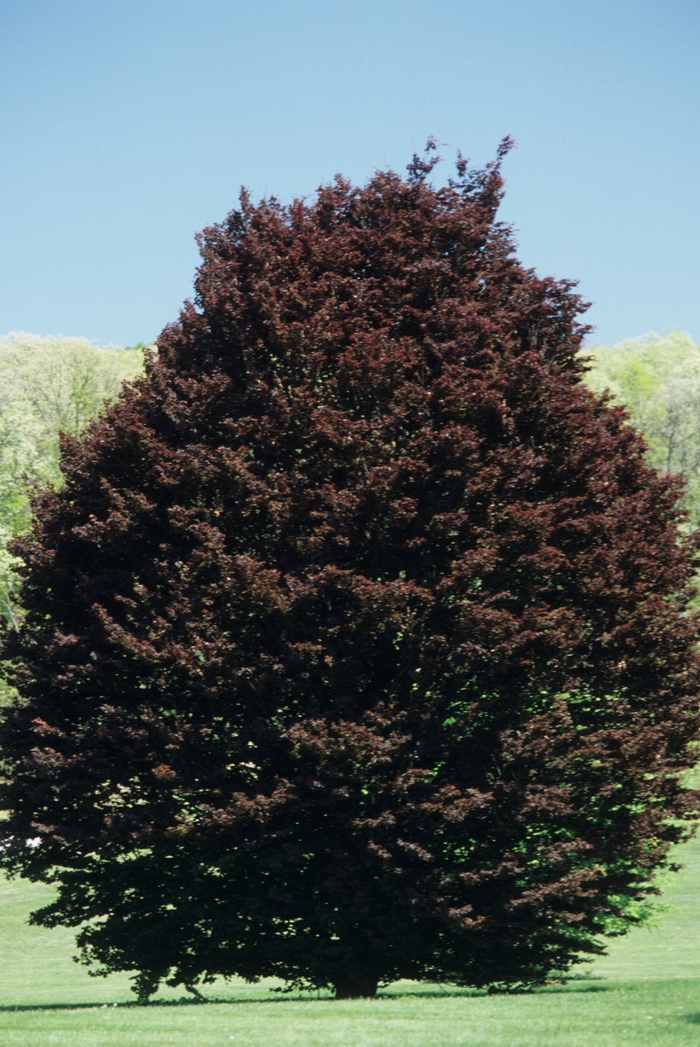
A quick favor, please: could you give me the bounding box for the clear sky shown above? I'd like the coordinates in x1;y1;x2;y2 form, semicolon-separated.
0;0;698;349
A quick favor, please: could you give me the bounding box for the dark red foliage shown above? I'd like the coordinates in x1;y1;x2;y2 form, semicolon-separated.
2;144;699;1000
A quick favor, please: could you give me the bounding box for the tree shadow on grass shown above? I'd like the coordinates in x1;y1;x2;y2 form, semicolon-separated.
0;979;620;1012
0;984;611;1009
0;996;317;1013
0;999;212;1012
0;994;453;1013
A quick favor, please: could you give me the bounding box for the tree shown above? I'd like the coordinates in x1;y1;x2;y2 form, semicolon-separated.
1;144;699;1001
0;334;144;631
583;331;700;523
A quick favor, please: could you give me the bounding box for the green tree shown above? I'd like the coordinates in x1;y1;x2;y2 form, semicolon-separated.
583;331;700;521
0;334;144;631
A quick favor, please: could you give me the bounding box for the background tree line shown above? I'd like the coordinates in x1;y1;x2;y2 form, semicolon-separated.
0;333;144;631
583;330;700;523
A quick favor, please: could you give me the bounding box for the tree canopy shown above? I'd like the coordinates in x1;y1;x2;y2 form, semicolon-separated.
1;148;699;1000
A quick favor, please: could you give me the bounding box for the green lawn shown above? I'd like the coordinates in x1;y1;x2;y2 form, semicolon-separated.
1;838;700;1046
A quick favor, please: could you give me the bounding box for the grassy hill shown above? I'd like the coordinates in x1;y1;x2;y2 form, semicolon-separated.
0;834;699;1046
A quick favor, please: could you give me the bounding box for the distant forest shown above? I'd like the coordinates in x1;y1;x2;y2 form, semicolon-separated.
584;331;700;523
0;330;698;628
0;333;144;627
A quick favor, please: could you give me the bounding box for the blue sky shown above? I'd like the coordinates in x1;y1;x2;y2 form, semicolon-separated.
0;0;698;348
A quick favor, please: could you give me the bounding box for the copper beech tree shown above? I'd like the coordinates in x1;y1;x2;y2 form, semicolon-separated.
2;143;699;1000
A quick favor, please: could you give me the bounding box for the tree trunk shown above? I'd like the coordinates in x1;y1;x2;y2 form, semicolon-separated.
333;974;379;999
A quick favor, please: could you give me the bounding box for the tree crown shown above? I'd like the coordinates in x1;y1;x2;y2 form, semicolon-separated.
2;147;698;999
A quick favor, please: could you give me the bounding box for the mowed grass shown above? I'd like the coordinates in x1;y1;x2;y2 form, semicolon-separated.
1;840;700;1046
